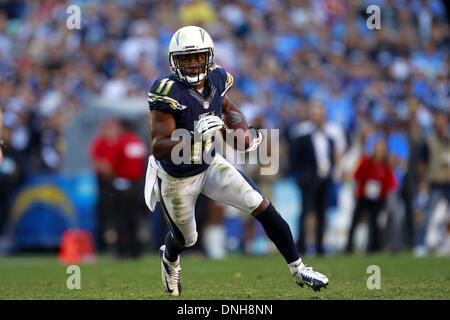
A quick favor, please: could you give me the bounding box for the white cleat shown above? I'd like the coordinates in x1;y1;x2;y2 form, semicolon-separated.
159;245;182;296
293;263;329;292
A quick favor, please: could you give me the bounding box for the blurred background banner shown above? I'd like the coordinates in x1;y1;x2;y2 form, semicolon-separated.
0;0;448;259
2;172;97;252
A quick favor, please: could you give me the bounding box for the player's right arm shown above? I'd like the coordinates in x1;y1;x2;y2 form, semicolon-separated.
148;76;188;161
150;110;182;161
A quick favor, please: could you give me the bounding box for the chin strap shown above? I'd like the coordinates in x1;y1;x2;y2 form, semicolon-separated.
245;125;263;152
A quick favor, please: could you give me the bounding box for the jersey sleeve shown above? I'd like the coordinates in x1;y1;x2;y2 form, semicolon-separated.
211;66;234;97
147;77;187;114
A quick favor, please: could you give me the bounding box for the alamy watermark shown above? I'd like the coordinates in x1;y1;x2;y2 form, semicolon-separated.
66;5;81;30
170;127;279;175
366;265;381;290
66;265;81;290
366;5;381;30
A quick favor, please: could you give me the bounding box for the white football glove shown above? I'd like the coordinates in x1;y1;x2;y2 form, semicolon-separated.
193;115;224;138
245;126;263;152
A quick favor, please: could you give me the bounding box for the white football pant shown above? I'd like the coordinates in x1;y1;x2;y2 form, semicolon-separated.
155;154;264;247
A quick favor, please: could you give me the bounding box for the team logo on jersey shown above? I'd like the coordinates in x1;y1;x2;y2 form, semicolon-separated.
203;101;209;109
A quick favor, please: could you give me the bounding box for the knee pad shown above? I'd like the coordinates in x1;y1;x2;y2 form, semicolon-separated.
183;231;198;248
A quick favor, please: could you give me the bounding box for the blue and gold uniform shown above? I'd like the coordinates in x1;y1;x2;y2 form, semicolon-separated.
149;26;329;297
148;66;233;177
146;62;263;251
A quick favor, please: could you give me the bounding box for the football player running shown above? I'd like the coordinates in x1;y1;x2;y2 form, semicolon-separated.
145;26;329;296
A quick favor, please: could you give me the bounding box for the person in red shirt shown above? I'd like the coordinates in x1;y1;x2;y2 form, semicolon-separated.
345;138;397;253
89;118;121;253
111;120;147;259
112;125;146;181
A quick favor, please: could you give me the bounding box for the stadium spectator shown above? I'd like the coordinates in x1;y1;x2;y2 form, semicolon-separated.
111;121;147;259
291;101;336;255
242;115;279;256
414;110;450;257
401;106;429;249
179;0;217;26
0;0;448;256
89;118;121;253
384;121;410;253
0;115;25;235
0;108;3;165
345;139;397;254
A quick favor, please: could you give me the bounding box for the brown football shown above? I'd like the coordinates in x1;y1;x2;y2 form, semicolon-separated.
221;111;250;150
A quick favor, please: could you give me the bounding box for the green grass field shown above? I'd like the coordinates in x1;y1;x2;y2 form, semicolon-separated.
0;252;448;300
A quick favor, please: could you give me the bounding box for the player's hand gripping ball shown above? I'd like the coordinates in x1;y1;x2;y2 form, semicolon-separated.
221;111;263;151
194;115;224;138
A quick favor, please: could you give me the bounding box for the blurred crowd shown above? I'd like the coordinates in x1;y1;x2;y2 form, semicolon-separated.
0;0;448;257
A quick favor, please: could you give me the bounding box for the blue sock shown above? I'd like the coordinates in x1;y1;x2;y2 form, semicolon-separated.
254;203;300;264
164;232;186;262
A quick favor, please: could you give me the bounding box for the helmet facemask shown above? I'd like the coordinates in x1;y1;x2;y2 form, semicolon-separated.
169;48;214;86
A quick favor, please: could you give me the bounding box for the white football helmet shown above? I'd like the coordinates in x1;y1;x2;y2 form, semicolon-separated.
168;26;215;85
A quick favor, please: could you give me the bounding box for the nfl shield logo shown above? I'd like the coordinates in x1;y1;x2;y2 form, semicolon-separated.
169;187;175;193
203;101;209;109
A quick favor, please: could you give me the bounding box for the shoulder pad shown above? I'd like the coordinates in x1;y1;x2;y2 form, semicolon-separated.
148;75;187;113
209;65;233;97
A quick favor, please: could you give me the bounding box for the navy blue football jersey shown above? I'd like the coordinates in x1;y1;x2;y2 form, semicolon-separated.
148;66;233;178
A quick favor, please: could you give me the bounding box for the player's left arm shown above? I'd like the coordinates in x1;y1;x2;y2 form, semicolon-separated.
222;94;249;124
